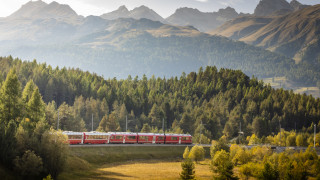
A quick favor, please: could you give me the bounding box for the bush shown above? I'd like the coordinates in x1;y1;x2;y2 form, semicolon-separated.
188;145;205;163
14;150;43;178
211;150;237;180
210;140;229;158
259;162;279;180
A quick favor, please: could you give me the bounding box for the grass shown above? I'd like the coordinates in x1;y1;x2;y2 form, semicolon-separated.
263;76;320;98
58;146;211;180
61;159;212;180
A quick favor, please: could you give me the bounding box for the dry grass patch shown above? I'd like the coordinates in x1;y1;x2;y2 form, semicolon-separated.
92;159;212;180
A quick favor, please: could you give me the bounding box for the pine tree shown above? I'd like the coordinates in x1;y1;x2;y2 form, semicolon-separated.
180;158;195;180
22;80;36;104
27;87;46;125
0;69;22;124
141;123;151;133
183;146;190;159
97;114;108;132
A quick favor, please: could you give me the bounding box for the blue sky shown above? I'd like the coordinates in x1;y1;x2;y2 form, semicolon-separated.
1;0;319;18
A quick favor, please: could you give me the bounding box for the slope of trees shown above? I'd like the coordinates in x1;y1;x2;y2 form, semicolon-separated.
1;56;320;141
0;69;68;179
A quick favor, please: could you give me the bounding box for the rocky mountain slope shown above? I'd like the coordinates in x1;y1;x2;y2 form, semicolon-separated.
211;4;320;63
166;7;240;32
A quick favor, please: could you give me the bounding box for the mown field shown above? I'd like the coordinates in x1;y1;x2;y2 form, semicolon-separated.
58;146;211;180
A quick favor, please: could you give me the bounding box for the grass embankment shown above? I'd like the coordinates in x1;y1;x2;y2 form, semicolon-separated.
59;145;210;180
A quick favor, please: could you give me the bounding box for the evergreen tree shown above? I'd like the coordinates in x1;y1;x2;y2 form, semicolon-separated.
183;146;190;159
26;87;46;126
180;158;195;180
0;69;22;124
141;123;151;133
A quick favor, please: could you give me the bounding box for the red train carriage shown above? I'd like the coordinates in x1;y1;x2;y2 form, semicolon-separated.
165;134;192;144
108;132;138;144
137;133;165;144
63;131;84;144
83;132;110;144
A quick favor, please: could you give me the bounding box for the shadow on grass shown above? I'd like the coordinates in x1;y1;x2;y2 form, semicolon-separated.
88;170;135;180
60;169;134;180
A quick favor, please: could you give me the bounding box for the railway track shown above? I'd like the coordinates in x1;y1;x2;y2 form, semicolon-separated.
69;144;320;154
69;143;211;147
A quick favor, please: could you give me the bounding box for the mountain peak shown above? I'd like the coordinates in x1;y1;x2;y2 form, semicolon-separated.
290;0;310;10
101;5;164;22
9;0;47;18
8;0;79;21
254;0;293;16
118;5;129;12
216;6;238;19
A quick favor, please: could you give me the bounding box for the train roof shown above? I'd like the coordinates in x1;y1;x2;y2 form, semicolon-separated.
138;133;165;136
108;132;138;135
84;131;110;135
62;131;83;135
165;134;192;137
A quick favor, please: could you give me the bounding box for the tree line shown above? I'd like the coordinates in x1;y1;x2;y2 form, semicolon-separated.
0;56;320;142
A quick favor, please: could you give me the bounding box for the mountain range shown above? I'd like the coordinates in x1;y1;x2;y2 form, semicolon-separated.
211;3;320;63
0;0;319;97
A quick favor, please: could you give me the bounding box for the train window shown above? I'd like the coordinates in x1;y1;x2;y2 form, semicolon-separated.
69;135;82;139
128;136;136;140
111;136;114;139
171;137;178;140
139;136;147;140
158;136;164;140
116;136;123;140
182;137;186;140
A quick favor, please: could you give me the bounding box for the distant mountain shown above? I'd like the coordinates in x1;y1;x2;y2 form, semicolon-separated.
101;5;165;23
211;4;320;64
290;0;310;10
254;0;293;16
0;0;319;93
8;0;81;23
166;7;239;32
253;0;310;16
100;5;130;20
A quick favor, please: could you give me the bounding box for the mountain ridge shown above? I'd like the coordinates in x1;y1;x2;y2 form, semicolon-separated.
211;4;320;63
101;5;165;23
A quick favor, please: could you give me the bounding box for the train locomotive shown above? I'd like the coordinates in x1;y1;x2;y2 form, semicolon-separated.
63;131;192;145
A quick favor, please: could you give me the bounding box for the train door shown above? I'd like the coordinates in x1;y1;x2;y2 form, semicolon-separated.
81;133;84;144
152;136;156;144
179;137;181;144
123;136;126;144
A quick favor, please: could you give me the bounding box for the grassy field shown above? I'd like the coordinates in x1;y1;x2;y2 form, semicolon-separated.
58;145;211;180
61;159;213;180
90;159;212;180
263;76;320;98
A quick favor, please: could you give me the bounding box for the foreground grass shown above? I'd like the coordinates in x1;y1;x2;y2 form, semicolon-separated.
59;146;211;180
60;159;212;180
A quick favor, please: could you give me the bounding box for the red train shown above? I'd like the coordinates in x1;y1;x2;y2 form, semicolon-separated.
62;131;192;145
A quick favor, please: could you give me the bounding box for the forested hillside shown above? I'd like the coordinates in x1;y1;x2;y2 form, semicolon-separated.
1;56;319;143
1;0;319;89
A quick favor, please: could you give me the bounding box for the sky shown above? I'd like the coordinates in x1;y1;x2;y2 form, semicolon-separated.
0;0;319;18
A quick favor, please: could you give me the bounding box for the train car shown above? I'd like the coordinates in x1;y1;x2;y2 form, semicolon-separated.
83;131;110;144
63;131;84;144
108;132;138;144
137;133;165;144
165;134;192;144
